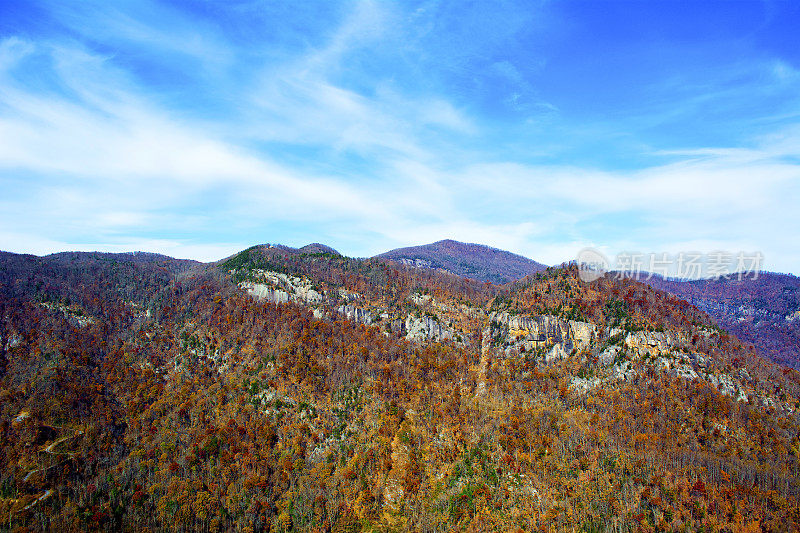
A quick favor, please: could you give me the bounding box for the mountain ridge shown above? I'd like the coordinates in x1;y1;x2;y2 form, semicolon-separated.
375;238;547;285
639;271;800;369
1;246;799;530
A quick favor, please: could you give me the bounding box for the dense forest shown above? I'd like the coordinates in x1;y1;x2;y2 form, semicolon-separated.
375;240;546;285
1;246;799;531
644;273;800;370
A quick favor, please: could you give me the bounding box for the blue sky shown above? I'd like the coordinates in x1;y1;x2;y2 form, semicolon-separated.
1;0;799;274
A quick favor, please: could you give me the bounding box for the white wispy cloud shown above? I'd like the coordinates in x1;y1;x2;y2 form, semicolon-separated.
0;15;472;259
0;1;799;275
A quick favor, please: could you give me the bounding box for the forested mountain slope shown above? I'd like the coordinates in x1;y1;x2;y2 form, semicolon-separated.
643;272;800;370
1;247;799;531
375;239;547;285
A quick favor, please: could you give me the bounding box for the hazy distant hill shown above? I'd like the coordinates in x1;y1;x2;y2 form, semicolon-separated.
642;272;800;369
375;239;547;284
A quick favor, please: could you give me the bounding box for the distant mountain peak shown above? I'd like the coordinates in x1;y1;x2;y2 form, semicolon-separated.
219;242;342;264
375;239;546;285
298;243;341;255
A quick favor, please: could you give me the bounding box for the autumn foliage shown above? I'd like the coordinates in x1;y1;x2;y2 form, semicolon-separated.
0;250;798;531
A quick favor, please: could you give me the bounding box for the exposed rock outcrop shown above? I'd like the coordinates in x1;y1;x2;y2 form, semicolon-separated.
624;330;678;356
241;282;291;304
239;270;323;305
570;321;598;348
545;343;570;363
405;315;452;342
708;373;748;402
337;305;372;325
570;376;601;393
485;313;597;359
611;360;636;381
599;345;621;366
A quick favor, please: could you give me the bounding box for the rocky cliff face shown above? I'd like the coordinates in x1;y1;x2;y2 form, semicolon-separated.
239;269;324;306
240;270;462;342
243;279;374;326
240;282;291;304
485;312;598;359
404;315;453;342
337;305;372;325
238;268;786;413
480;310;773;408
623;330;682;356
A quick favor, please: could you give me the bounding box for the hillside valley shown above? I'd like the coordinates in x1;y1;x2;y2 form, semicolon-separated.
641;273;800;371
